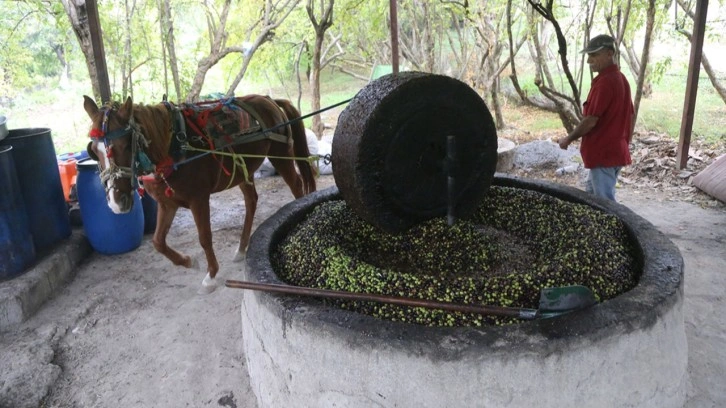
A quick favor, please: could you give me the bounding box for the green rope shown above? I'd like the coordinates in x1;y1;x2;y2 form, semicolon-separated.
183;145;321;189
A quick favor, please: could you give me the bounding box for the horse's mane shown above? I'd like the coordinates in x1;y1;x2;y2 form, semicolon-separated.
132;103;172;164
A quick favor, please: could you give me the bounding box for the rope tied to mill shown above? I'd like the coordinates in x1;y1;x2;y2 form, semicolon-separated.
182;144;322;189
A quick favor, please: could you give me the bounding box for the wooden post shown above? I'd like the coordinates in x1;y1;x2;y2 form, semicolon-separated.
86;0;111;103
676;0;708;169
389;0;399;74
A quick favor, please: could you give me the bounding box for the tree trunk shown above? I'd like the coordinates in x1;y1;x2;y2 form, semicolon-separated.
307;0;335;137
224;0;301;101
506;0;534;107
467;1;525;129
527;0;581;111
421;1;435;73
157;0;169;98
507;0;560;116
621;38;654;98
52;44;70;85
701;53;726;104
522;0;594;132
222;47;256;101
397;1;443;73
161;0;181;102
491;77;504;129
122;0;135;100
295;41;307;113
606;0;655;99
310;33;324;136
186;0;234;102
60;0;101;101
632;0;657;127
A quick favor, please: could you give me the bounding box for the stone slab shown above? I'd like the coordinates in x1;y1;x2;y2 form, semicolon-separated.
0;231;91;330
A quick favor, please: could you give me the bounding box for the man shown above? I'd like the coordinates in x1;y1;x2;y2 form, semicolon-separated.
558;34;633;201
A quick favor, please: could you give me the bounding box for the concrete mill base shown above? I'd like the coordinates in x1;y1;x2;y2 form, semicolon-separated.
241;176;688;408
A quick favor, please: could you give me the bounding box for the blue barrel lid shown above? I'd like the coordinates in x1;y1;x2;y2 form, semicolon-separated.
58;150;90;162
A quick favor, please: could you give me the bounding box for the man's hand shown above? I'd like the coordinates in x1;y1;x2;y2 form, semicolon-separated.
557;136;571;150
560;116;598;150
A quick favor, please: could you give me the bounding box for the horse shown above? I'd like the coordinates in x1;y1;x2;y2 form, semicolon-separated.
83;95;317;293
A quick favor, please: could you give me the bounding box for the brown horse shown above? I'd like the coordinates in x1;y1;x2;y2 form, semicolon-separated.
83;95;316;293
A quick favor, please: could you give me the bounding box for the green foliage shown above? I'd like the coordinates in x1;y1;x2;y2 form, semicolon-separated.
21;28;62;77
1;0;724;151
244;40;302;85
609;0;672;38
0;2;66;92
517;73;543;98
649;57;672;86
334;0;390;64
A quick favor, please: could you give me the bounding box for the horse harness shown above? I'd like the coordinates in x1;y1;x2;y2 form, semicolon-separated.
88;101;150;194
89;97;294;196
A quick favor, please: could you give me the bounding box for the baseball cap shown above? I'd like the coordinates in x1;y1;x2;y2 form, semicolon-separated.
581;34;616;54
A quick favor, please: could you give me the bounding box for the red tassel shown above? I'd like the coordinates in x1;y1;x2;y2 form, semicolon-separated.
165;186;174;197
88;129;104;139
137;187;145;197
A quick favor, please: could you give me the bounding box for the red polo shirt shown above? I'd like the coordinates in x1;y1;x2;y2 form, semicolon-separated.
580;64;633;168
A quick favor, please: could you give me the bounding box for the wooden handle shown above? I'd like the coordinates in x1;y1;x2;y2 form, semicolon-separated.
225;279;538;319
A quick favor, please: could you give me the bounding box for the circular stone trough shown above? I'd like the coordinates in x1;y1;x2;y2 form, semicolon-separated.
240;176;687;408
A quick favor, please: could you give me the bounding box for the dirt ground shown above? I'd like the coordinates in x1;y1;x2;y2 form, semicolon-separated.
1;169;725;407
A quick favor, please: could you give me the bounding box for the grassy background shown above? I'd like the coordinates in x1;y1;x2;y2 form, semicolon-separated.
639;72;726;143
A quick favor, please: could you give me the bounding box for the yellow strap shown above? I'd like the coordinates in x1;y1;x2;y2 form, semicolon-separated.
183;145;320;189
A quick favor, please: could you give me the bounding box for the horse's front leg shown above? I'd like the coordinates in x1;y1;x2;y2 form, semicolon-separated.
152;202;196;269
190;199;220;294
233;181;258;265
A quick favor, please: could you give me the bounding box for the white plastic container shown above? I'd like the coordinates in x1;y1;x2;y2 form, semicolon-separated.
555;164;579;176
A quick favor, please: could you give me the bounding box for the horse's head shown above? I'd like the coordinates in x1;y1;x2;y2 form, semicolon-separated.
83;95;137;214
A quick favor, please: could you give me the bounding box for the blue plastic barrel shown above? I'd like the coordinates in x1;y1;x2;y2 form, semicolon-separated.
0;128;71;253
76;159;144;254
0;146;36;280
141;193;158;234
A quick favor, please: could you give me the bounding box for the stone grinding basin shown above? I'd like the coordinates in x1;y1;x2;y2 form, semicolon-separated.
238;73;687;407
240;178;687;407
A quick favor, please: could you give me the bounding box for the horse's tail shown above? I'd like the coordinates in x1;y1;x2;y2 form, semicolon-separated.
275;99;317;195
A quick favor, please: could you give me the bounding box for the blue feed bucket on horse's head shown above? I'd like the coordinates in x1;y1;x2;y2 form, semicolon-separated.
76;158;144;254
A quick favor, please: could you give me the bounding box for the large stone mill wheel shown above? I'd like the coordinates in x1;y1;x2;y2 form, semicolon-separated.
332;72;498;232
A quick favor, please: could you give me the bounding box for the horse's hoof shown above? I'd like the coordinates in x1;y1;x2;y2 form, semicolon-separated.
198;273;218;295
233;250;246;263
197;284;216;295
